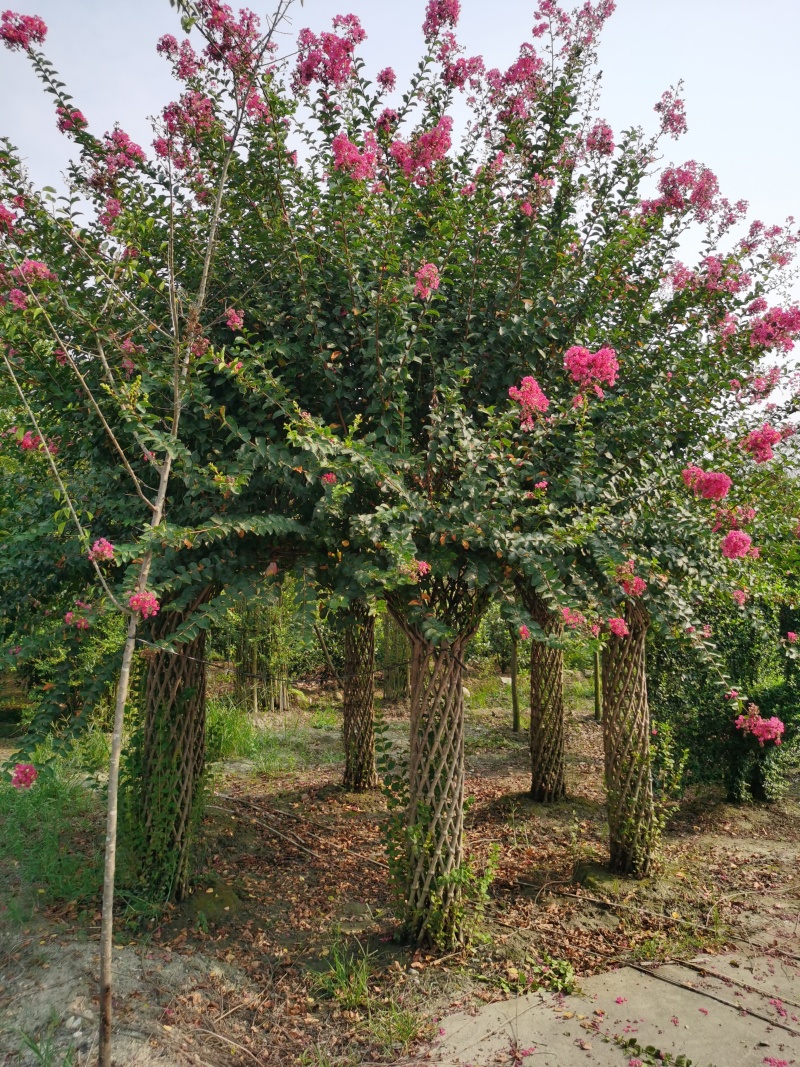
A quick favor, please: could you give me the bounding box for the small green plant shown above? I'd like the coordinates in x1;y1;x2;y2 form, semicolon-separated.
205;697;258;762
18;1026;75;1067
313;939;374;1009
0;769;103;911
615;1035;708;1066
365;1002;428;1056
309;705;339;731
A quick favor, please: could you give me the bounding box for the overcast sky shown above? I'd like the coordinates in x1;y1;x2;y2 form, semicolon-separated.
2;0;798;239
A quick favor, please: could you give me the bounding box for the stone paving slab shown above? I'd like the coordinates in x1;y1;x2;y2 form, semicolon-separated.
431;952;800;1067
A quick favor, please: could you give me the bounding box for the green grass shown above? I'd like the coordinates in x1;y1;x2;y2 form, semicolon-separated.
0;769;103;917
313;940;374;1009
309;705;339;731
365;1002;428;1056
206;697;259;761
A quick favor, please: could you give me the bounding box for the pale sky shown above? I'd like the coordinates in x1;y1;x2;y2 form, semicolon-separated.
2;0;799;242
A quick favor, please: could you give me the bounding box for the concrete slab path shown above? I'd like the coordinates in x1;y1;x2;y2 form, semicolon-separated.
431;948;800;1067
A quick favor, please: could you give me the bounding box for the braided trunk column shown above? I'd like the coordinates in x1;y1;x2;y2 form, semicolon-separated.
521;593;566;802
601;602;655;876
405;635;467;949
342;601;378;791
139;590;211;901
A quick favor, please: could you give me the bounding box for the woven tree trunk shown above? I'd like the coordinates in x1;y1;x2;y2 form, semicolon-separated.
405;634;468;948
138;591;211;901
601;602;655;876
382;614;410;703
520;592;566;802
342;601;378;791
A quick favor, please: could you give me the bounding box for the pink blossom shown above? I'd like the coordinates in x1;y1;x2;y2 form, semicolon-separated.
459;181;476;197
519;201;533;217
615;996;627;1004
564;345;619;400
295;16;365;90
586;120;614;156
54;348;67;366
11;763;37;788
332;131;377;181
416;560;431;577
226;307;244;331
321;472;337;485
608;617;629;638
442;54;484;90
749;306;800;353
11;258;56;282
732;589;748;607
741;422;781;463
562;607;587;629
721;530;753;559
0;202;15;233
762;1059;790;1067
121;357;136;377
414;262;440;300
56;106;88;133
682;466;732;500
519;624;530;639
534;480;548;490
128;591;160;619
91;127;146;191
423;0;460;40
391;115;453;184
508;376;549;429
375;108;399;134
628;1060;643;1067
787;632;798;644
88;538;115;562
0;10;46;50
724;688;739;700
735;706;784;746
99;197;122;231
654;89;687;139
642;161;719;221
376;66;396;91
7;288;27;310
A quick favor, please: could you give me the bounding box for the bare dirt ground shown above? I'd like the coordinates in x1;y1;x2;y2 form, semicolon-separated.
1;672;799;1066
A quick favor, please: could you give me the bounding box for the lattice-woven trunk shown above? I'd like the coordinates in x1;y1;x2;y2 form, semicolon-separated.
342;601;377;791
382;614;410;703
406;636;467;948
601;602;655;876
521;592;566;802
139;591;211;900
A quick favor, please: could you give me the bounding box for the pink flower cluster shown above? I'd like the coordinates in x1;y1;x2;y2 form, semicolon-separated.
99;197;122;231
508;376;549;430
586;121;614;156
617;560;646;597
681;465;732;501
741;422;782;464
295;15;365;90
11;762;37;788
735;705;784;746
442;53;484;91
226;307;244;331
321;472;337;485
563;345;619;400
11;258;56;283
654;89;687;139
562;607;586;629
88;538;115;562
17;430;56;455
749;305;800;353
787;632;797;644
376;66;396;91
157;34;202;80
416;560;431;577
642;162;719;222
91;127;146;192
519;624;530;639
414;262;440;300
56;106;88;134
608;617;629;638
732;589;748;607
423;0;460;40
0;10;46;50
128;591;160;619
390;115;453;185
64;610;90;631
332;131;378;182
721;529;753;560
712;505;755;533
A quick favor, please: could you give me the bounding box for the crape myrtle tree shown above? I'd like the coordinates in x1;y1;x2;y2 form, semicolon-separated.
0;3;313;1060
3;0;800;959
259;0;800;899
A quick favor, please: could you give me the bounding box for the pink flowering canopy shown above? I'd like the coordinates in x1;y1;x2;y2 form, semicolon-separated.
0;0;798;703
